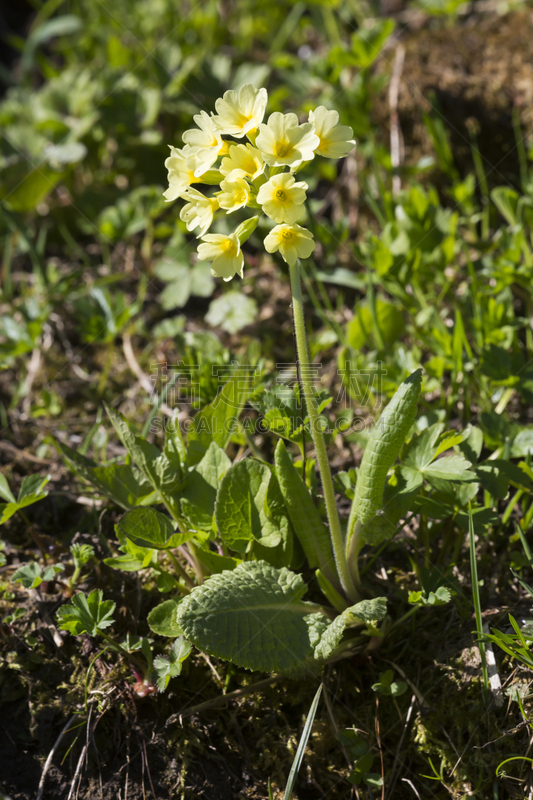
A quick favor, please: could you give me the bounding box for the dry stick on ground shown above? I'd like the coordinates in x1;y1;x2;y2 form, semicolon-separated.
483;620;504;708
375;695;385;800
385;694;416;800
36;712;80;800
122;331;174;418
322;678;363;800
21;346;41;417
141;736;157;800
389;44;406;197
0;440;54;465
402;778;422;799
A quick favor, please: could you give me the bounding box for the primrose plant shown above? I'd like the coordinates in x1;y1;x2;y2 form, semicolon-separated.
58;86;474;681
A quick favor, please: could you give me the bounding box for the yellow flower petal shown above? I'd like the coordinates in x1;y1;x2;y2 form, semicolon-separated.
255;112;320;168
256;172;307;224
308;106;355;159
217;175;251;213
179;188;219;237
264;223;315;265
213;85;268;138
163;146;197;201
220;144;265;180
197;233;244;281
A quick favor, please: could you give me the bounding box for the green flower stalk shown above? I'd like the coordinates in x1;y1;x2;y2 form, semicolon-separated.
163;85;357;600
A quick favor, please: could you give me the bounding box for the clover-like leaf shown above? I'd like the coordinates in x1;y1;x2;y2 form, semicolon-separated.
153;637;192;691
371;669;407;697
408;586;451;606
56;589;115;636
12;561;64;589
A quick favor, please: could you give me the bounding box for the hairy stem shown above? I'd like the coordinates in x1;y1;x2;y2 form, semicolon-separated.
288;260;358;602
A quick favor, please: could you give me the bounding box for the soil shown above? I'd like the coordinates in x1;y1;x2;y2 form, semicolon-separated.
375;8;533;186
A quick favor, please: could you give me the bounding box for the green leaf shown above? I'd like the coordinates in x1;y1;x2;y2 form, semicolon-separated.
56;589;115;636
117;507;190;549
70;543;94;568
177;561;325;674
371;669;407;697
187;371;250;465
177;562;386;675
12;561;64;589
347;299;404;350
0;473;50;523
58;441;154;510
153;637;192;691
351;370;422;531
312;598;387;662
274;440;335;580
0;475;16;504
6;168;66;213
195;547;241;574
147;599;184;637
475;459;532;499
408;586;451;606
104;405;184;513
491;186;520;227
417;455;475;482
206;292;258;334
180;442;231;530
22;15;82;70
215;458;284;552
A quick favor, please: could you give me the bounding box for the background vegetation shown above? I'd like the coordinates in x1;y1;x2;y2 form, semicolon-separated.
2;0;533;797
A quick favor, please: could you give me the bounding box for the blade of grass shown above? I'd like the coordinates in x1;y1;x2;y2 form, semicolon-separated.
515;521;533;568
468;502;489;694
283;684;323;800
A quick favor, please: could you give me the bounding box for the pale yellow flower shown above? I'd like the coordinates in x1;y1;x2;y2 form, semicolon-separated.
264;223;315;266
179;188;219;237
308;106;355;159
197;233;244;281
220;144;265;180
256;172;307;224
163;145;197;202
255;112;319;168
182;111;227;177
213;85;268;138
217;175;251;213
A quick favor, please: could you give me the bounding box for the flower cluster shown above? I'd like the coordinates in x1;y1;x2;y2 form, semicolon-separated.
164;85;355;281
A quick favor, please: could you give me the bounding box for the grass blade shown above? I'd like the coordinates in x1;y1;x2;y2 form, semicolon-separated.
468;502;489;693
283;684;323;800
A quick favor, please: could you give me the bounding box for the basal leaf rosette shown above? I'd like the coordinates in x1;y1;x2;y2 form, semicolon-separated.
163;86;355;279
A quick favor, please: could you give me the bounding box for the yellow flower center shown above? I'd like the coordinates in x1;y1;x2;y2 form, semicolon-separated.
222;239;238;256
275;189;286;202
275;140;292;158
243;156;257;174
281;229;295;241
